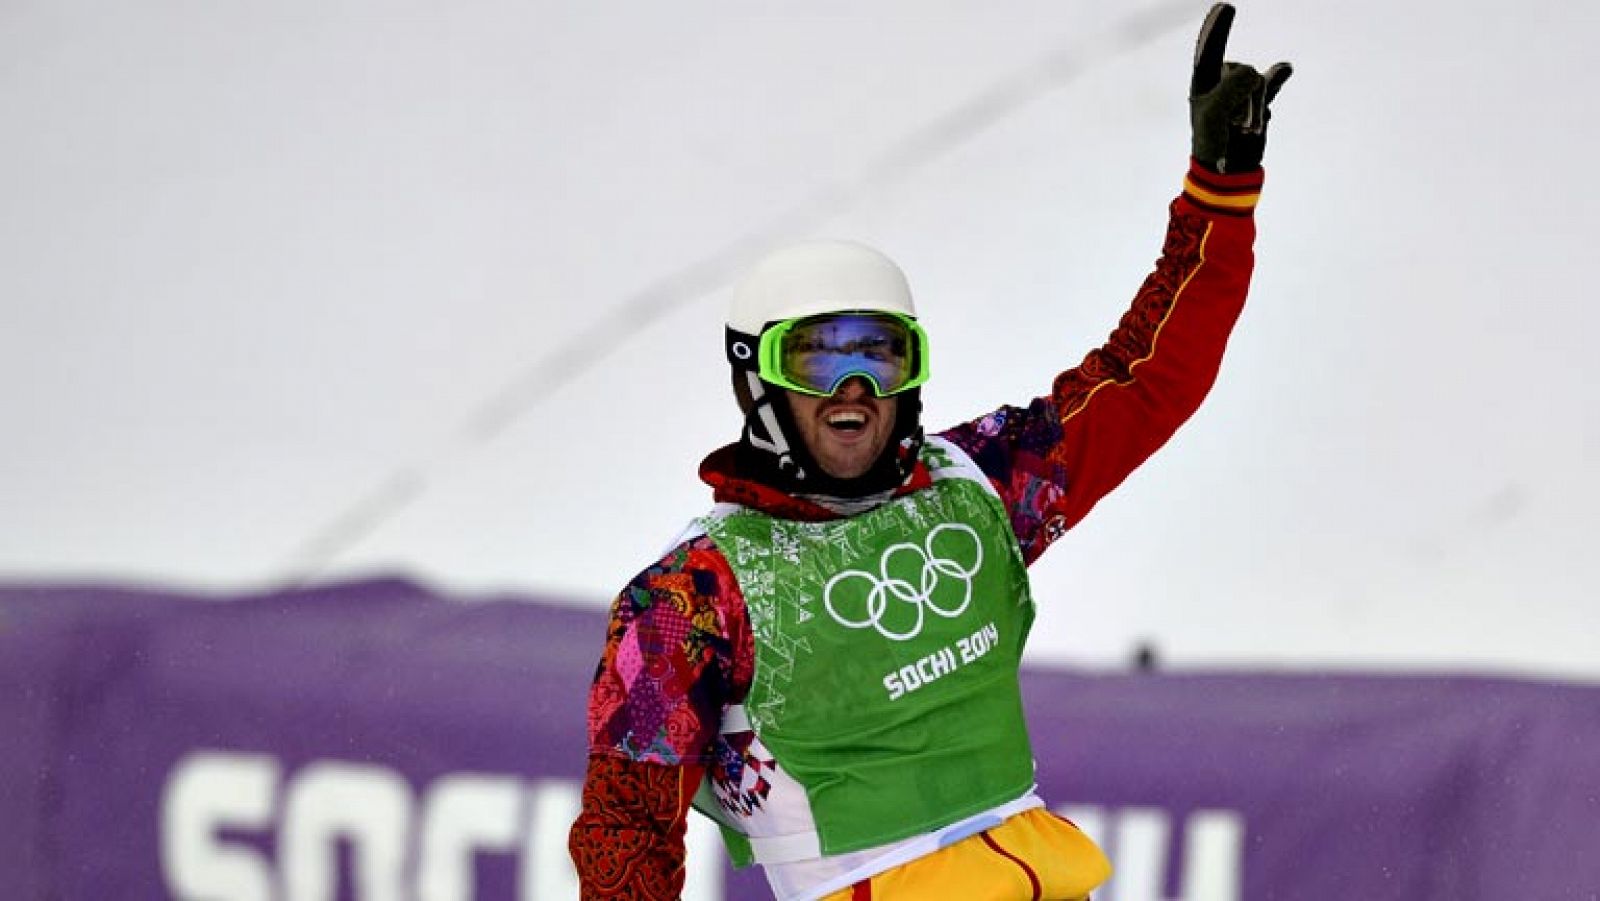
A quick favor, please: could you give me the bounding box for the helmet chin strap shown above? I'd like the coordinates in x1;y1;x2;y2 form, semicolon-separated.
737;372;922;499
739;371;800;471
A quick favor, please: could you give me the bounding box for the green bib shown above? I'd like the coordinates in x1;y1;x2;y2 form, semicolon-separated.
701;439;1038;859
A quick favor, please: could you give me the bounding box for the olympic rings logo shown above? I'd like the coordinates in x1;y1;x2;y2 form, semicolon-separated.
822;523;984;642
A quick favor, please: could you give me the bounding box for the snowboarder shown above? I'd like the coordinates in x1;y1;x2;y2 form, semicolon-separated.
569;5;1290;898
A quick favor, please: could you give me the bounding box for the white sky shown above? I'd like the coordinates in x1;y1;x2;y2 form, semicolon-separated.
3;0;1596;678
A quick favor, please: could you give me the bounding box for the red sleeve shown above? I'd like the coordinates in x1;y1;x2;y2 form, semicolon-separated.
569;756;706;900
942;160;1261;564
570;535;753;897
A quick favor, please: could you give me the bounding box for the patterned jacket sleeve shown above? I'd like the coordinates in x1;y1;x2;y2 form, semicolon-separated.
942;160;1261;565
569;536;753;899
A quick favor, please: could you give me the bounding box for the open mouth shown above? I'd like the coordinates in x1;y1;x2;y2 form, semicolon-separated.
825;409;867;433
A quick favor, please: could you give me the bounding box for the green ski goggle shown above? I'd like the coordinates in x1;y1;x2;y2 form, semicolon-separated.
746;311;930;397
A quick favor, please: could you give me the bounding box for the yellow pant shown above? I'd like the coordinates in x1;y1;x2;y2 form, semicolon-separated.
820;808;1110;901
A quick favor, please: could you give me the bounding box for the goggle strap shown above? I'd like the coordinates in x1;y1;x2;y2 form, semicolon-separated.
725;326;762;369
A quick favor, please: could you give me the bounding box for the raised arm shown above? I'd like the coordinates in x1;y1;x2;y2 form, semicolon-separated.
942;3;1291;564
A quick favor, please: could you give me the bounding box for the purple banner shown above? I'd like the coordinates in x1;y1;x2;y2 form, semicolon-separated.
4;578;1599;900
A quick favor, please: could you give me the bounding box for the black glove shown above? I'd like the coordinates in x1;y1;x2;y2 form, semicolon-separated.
1189;3;1292;174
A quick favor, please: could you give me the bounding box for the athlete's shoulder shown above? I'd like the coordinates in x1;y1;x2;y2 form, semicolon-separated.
618;531;742;621
921;434;999;492
589;532;754;763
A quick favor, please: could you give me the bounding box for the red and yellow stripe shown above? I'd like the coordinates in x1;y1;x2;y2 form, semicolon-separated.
1182;160;1264;216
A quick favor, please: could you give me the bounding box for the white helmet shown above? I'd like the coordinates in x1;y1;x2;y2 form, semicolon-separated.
728;240;915;335
722;239;927;498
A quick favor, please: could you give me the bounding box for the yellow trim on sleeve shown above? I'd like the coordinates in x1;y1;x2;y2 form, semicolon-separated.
1182;176;1260;210
1059;220;1214;428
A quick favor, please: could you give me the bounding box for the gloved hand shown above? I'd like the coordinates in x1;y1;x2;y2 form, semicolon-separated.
1189;3;1292;174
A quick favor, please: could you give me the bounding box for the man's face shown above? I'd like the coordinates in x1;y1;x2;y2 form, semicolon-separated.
785;377;899;480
